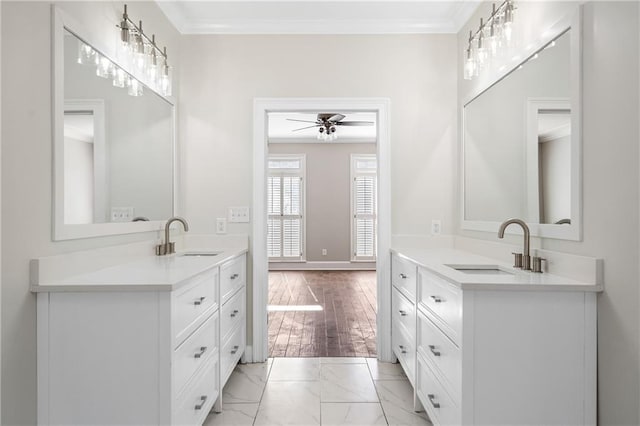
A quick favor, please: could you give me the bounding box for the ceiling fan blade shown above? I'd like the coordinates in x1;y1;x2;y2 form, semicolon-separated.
327;113;346;122
335;121;374;126
287;118;320;124
292;124;321;132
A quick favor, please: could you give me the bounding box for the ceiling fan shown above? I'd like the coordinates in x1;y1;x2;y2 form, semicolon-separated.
287;113;373;141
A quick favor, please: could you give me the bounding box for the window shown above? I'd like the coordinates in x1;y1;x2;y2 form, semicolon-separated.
268;156;305;261
351;154;377;261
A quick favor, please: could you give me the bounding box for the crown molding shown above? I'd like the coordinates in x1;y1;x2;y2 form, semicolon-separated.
156;1;482;35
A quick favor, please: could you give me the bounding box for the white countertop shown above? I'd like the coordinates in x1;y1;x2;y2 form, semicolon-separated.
392;247;603;292
31;248;247;293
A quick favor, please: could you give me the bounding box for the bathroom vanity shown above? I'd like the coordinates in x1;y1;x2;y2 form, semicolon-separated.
391;247;602;426
31;247;247;426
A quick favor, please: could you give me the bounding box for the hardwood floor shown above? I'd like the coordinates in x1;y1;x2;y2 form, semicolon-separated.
268;270;377;358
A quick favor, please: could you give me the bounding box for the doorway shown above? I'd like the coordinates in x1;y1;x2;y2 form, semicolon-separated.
252;98;392;363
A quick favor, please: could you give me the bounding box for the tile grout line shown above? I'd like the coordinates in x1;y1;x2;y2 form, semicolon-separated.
366;360;391;426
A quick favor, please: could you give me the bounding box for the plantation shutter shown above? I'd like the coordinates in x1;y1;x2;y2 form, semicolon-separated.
354;175;377;258
268;157;304;260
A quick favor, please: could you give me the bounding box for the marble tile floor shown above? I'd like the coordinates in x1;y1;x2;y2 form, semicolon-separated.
205;357;431;426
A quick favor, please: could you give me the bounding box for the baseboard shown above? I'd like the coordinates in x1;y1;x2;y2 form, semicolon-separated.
269;261;376;271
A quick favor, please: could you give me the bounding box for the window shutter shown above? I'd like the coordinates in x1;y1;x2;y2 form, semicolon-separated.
354;175;377;258
267;157;305;261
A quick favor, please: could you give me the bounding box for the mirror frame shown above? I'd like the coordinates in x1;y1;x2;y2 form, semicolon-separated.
52;6;175;240
461;7;583;241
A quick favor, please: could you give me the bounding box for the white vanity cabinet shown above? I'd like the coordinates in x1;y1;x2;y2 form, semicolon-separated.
218;255;247;387
390;250;599;426
391;254;418;385
33;251;247;426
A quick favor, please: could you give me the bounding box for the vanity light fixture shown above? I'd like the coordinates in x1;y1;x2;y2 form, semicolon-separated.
463;0;517;80
116;4;172;97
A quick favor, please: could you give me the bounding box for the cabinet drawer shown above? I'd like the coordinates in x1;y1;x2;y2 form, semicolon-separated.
417;359;460;426
173;357;219;426
221;287;245;344
392;325;415;386
418;268;462;345
173;268;219;346
220;255;246;304
392;287;415;339
173;313;218;398
221;323;245;385
417;310;461;401
392;254;417;301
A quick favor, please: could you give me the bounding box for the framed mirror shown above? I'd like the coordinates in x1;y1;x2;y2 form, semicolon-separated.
461;8;582;240
52;8;174;240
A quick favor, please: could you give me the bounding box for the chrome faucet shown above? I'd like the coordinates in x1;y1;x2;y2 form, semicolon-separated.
498;218;531;271
156;216;189;256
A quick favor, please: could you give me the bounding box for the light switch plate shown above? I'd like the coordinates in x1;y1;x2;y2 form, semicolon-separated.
228;206;250;223
111;207;134;222
216;218;227;234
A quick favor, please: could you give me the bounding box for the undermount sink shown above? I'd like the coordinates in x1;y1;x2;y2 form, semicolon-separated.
179;251;221;257
445;264;515;275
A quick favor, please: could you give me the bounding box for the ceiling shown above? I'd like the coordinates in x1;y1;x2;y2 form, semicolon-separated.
268;112;377;143
156;1;481;35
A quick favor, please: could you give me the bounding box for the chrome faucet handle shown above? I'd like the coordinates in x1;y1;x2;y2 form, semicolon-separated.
511;252;523;268
532;256;546;273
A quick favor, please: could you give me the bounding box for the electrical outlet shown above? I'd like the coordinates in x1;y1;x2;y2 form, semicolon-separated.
216;218;227;234
431;219;442;235
228;206;250;223
322;249;327;256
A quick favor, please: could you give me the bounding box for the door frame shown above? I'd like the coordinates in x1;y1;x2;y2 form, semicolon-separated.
251;97;392;362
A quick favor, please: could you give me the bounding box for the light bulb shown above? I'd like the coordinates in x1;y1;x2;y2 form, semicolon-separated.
96;55;113;78
464;48;476;80
160;63;172;97
113;68;127;88
127;77;143;97
503;21;513;43
119;22;131;53
77;42;95;65
147;49;159;89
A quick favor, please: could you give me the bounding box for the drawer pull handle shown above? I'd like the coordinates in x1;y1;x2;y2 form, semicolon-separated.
427;394;440;409
194;346;208;359
194;296;206;306
398;310;408;316
195;395;208;410
230;309;239;318
428;345;441;357
399;345;407;354
399;273;407;279
231;345;240;354
429;295;443;303
230;273;239;280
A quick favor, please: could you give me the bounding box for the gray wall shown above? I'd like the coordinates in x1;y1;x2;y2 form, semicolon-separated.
458;2;640;425
269;143;376;262
0;2;180;424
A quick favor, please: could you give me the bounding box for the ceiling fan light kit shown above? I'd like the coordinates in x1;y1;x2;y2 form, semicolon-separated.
288;113;374;142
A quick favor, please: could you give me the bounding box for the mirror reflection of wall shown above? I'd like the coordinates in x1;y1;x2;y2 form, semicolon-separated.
464;29;571;225
62;29;174;225
64;111;96;224
538;110;571;225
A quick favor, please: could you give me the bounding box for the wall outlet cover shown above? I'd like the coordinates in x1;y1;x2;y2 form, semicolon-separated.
216;218;227;234
431;219;442;235
322;249;327;256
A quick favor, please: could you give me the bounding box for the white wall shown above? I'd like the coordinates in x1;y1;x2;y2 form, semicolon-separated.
458;2;640;424
268;143;376;262
179;33;458;344
0;2;180;424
